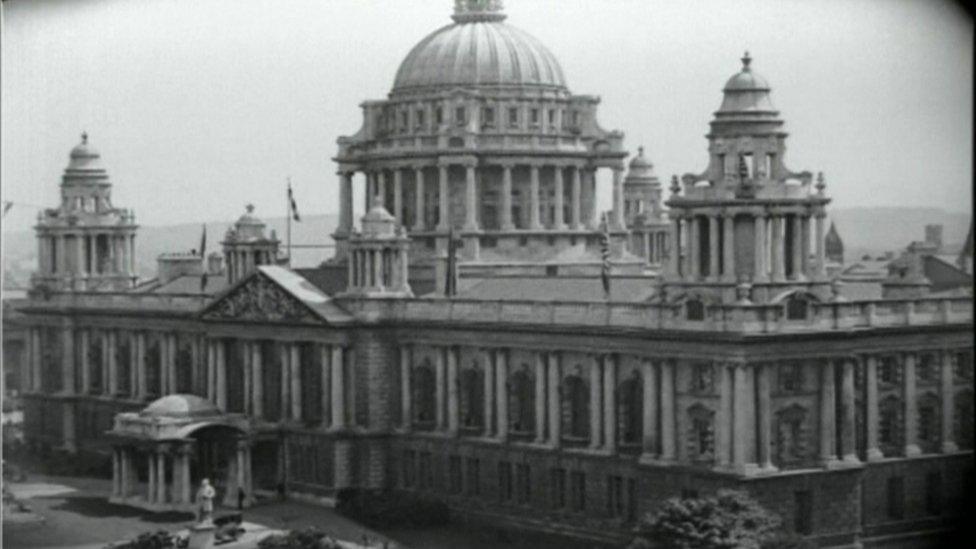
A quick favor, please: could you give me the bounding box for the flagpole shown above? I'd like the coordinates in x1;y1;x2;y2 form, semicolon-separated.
287;176;292;268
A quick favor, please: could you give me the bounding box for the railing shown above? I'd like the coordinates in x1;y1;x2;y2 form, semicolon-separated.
378;295;973;335
24;290;210;313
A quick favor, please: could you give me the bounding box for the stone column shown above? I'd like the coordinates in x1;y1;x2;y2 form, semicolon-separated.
660;360;676;461
447;346;459;436
290;344;302;421
814;213;826;277
732;363;757;472
640;360;658;460
279;344;290;421
603;355;617;453
754;212;767;281
534;353;547;443
708;214;720;280
400;346;411;430
61;327;75;394
571;166;582;229
903;352;921;456
319;344;331;426
841;357;859;463
800;214;811;277
547;352;561;447
112;448;121;497
722;213;735;281
612;166;625;230
156;451;166;504
483;349;495;437
495;350;509;441
941;351;958;453
107;331;118;395
136;332;147;399
771;215;785;282
757;363;776;470
80;330;91;393
339;172;353;233
377;170;388;206
716;363;732;468
668;217;681;277
529;164;542;230
819;360;838;465
235;441;246;504
413;167;426;231
589;355;603;449
500;163;514;230
865;355;883;460
180;446;192;504
147;451;156;503
689;216;700;280
553;166;566;229
251;343;263;420
437;164;450;231
464;164;478;230
393;168;403;223
791;214;804;280
435;348;446;430
242;342;252;415
331;346;346;429
216;340;227;411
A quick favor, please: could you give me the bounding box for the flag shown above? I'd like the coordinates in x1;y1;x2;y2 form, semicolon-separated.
446;227;460;297
199;224;207;257
600;213;611;300
288;183;301;222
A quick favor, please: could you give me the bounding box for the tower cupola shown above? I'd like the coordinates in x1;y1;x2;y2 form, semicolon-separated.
222;204;280;285
343;197;412;297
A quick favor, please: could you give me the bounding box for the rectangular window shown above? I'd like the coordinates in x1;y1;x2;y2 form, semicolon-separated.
925;471;942;516
570;471;586;511
498;461;513;501
455;107;466;125
530;108;540;125
466;457;480;496
765;153;775;177
572;110;580;126
416;109;425;127
400;110;408;130
887;476;904;520
509;107;519;125
794;490;813;535
741;153;754;178
548;108;556;125
718;154;726;177
435;107;443;126
483;107;495;125
516;463;531;504
550;468;566;509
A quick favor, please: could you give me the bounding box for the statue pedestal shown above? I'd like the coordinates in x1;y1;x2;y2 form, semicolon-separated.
187;520;216;549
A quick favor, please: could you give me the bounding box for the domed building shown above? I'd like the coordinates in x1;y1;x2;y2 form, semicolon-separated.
622;146;669;266
32;133;138;292
332;0;638;291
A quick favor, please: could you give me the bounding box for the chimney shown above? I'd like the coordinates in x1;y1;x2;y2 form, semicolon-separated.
156;253;204;285
924;224;943;251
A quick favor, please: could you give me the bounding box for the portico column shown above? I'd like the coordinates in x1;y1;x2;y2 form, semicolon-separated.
489;350;509;442
529;164;542;230
814;213;826;277
612;166;625;230
800;214;811;277
732;363;757;472
393;169;403;223
722;213;735;281
660;360;677;461
236;441;246;505
903;352;921;456
819;360;838;465
290;343;302;421
589;356;602;449
338;172;353;233
483;349;495;437
754;213;767;281
689;216;700;280
107;330;118;395
437;164;450;231
708;214;720;280
435;347;446;430
640;360;658;460
413;167;426;231
400;346;411;430
377;170;388;206
180;446;192;504
330;346;346;429
80;330;91;393
464;164;478;230
716;363;732;468
553;166;566;230
61;327;75;394
534;353;547;443
941;351;958;453
279;344;290;421
668;217;681;277
865;355;883;460
791;214;804;280
112;448;120;497
216;340;227;411
603;354;617;453
156;451;166;504
447;346;460;436
547;352;561;447
147;451;156;503
242;342;252;415
500;163;515;230
320;345;331;427
136;332;147;399
570;166;582;229
250;343;263;419
841;357;859;463
771;215;785;282
757;363;776;470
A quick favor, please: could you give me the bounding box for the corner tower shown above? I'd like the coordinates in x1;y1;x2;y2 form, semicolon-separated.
663;53;832;304
32;133;138;292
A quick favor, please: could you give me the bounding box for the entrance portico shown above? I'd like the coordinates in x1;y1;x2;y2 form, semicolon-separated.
107;394;253;513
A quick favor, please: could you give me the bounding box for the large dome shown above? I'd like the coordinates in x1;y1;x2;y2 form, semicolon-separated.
391;4;567;95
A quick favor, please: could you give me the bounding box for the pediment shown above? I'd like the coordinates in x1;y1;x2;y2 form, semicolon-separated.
201;271;323;324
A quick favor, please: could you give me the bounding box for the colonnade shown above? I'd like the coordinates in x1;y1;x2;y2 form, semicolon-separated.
668;207;827;282
335;159;628;236
631;230;669;265
225;248;275;285
36;231;135;278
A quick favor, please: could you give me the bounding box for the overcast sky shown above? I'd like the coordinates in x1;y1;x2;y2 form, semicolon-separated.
1;0;972;232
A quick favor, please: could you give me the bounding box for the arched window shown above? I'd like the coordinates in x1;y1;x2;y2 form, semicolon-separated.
686;298;705;321
617;371;643;448
412;361;436;430
686;404;715;463
508;367;535;435
917;392;941;453
460;365;484;430
879;395;904;457
785;295;809;320
955;390;974;450
561;374;589;441
775;404;809;467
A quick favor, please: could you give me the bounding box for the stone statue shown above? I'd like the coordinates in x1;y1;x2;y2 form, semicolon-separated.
195;478;216;524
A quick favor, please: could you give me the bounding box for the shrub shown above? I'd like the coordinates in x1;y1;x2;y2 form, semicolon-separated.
257;526;342;549
629;490;782;549
335;488;450;529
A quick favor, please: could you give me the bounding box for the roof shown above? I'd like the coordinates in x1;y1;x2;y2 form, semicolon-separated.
140;394;220;419
717;52;777;113
255;266;353;323
137;273;231;296
456;276;657;303
392;6;567;95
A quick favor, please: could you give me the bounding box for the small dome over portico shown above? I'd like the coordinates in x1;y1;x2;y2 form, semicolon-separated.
140;394;221;419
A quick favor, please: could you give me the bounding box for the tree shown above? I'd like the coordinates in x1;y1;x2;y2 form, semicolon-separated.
629;490;782;549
